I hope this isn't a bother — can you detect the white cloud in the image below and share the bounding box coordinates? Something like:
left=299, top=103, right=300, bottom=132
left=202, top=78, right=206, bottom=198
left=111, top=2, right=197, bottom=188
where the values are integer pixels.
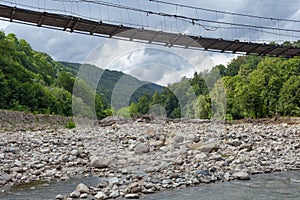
left=1, top=0, right=299, bottom=86
left=0, top=20, right=9, bottom=30
left=209, top=53, right=237, bottom=66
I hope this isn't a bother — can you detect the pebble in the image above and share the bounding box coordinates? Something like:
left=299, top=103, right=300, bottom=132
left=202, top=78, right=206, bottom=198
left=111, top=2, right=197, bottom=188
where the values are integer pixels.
left=95, top=191, right=108, bottom=199
left=125, top=193, right=140, bottom=198
left=55, top=194, right=63, bottom=199
left=233, top=172, right=251, bottom=180
left=70, top=190, right=80, bottom=198
left=91, top=158, right=110, bottom=168
left=0, top=120, right=298, bottom=200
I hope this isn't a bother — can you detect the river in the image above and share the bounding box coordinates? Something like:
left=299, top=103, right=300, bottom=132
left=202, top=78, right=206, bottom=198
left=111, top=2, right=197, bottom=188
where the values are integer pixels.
left=0, top=171, right=299, bottom=200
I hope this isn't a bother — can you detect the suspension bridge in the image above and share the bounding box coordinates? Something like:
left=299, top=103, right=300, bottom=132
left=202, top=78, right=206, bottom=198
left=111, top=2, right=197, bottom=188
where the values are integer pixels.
left=0, top=2, right=299, bottom=57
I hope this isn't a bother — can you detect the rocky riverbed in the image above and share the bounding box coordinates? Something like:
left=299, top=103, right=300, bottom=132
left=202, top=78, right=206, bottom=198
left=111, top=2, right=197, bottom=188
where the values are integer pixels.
left=0, top=119, right=299, bottom=199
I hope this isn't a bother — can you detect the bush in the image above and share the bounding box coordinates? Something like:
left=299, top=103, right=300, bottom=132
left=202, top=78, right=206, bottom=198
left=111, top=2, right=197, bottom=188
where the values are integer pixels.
left=226, top=114, right=233, bottom=121
left=65, top=119, right=76, bottom=129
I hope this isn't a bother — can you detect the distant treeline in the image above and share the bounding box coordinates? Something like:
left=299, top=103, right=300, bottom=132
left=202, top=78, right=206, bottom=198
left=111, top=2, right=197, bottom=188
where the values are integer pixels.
left=122, top=41, right=300, bottom=119
left=0, top=31, right=299, bottom=120
left=0, top=31, right=162, bottom=119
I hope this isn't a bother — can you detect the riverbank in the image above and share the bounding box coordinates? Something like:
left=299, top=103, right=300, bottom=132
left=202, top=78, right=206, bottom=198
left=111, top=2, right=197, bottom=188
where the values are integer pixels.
left=1, top=171, right=299, bottom=200
left=0, top=114, right=299, bottom=199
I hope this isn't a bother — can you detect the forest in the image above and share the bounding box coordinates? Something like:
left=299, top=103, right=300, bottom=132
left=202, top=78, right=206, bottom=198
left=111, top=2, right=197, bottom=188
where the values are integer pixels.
left=126, top=41, right=300, bottom=119
left=0, top=31, right=299, bottom=120
left=0, top=31, right=159, bottom=119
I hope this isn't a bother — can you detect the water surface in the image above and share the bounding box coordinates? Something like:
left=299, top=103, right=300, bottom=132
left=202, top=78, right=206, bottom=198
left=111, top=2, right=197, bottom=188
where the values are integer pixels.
left=0, top=171, right=299, bottom=200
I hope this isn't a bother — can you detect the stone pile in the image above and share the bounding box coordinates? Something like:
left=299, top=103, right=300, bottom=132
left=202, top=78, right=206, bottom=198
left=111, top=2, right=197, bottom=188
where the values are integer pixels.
left=0, top=120, right=299, bottom=199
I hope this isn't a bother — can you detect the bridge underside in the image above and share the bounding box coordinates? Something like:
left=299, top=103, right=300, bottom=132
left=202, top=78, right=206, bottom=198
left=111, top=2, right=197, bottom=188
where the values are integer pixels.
left=0, top=4, right=299, bottom=58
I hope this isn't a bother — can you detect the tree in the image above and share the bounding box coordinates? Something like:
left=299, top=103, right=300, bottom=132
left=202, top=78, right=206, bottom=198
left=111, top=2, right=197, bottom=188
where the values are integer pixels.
left=136, top=95, right=151, bottom=115
left=225, top=56, right=246, bottom=76
left=278, top=75, right=300, bottom=116
left=194, top=95, right=211, bottom=119
left=210, top=79, right=227, bottom=120
left=129, top=102, right=138, bottom=117
left=56, top=71, right=75, bottom=93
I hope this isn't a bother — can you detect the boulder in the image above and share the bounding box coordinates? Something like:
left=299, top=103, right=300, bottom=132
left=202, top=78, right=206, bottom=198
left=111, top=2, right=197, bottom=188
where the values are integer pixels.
left=134, top=143, right=149, bottom=154
left=233, top=171, right=250, bottom=180
left=190, top=142, right=220, bottom=153
left=91, top=158, right=110, bottom=168
left=76, top=183, right=89, bottom=194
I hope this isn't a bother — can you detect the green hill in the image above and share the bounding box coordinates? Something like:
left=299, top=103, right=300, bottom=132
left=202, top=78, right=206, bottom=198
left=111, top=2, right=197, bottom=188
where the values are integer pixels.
left=59, top=62, right=163, bottom=110
left=0, top=31, right=163, bottom=119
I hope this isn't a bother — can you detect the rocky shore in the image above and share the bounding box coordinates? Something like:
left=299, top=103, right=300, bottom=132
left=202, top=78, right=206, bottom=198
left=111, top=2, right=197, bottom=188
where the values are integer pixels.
left=0, top=117, right=299, bottom=199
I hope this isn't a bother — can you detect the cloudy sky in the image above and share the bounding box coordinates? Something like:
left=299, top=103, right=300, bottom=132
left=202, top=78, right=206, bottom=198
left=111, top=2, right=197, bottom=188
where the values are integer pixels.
left=0, top=0, right=299, bottom=85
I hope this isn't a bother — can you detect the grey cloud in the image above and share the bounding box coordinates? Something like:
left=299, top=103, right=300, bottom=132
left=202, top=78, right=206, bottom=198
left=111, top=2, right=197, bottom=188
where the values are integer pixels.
left=5, top=23, right=102, bottom=62
left=2, top=0, right=298, bottom=86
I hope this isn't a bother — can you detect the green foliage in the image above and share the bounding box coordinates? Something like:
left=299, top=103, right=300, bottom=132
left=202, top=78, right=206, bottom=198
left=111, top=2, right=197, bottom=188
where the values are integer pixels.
left=65, top=119, right=76, bottom=129
left=278, top=75, right=300, bottom=116
left=60, top=62, right=163, bottom=110
left=130, top=50, right=300, bottom=119
left=226, top=114, right=233, bottom=121
left=116, top=107, right=131, bottom=118
left=0, top=31, right=108, bottom=119
left=194, top=95, right=211, bottom=119
left=129, top=102, right=139, bottom=117
left=1, top=30, right=299, bottom=120
left=222, top=54, right=300, bottom=118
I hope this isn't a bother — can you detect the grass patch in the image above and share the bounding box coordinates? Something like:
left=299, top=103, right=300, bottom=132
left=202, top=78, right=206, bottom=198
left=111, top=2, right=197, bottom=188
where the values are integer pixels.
left=65, top=119, right=76, bottom=129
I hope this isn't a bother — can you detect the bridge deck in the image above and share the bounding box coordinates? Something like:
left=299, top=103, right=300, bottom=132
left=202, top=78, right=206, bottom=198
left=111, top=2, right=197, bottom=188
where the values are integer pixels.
left=0, top=4, right=299, bottom=58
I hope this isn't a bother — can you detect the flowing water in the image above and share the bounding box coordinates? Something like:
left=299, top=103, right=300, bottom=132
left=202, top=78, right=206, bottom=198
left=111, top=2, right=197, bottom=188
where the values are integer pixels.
left=0, top=171, right=299, bottom=200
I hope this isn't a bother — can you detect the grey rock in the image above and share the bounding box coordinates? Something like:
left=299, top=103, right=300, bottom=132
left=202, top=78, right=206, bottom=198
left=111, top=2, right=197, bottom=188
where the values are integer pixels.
left=70, top=149, right=80, bottom=156
left=224, top=172, right=230, bottom=180
left=76, top=183, right=89, bottom=194
left=55, top=194, right=63, bottom=199
left=134, top=143, right=149, bottom=154
left=228, top=139, right=242, bottom=147
left=210, top=154, right=223, bottom=161
left=91, top=159, right=110, bottom=168
left=200, top=142, right=220, bottom=153
left=190, top=141, right=220, bottom=153
left=109, top=177, right=119, bottom=187
left=193, top=136, right=201, bottom=143
left=239, top=143, right=252, bottom=151
left=80, top=193, right=88, bottom=198
left=40, top=148, right=50, bottom=153
left=173, top=135, right=184, bottom=144
left=0, top=174, right=12, bottom=181
left=14, top=159, right=23, bottom=167
left=109, top=190, right=119, bottom=198
left=95, top=191, right=107, bottom=199
left=233, top=171, right=250, bottom=180
left=70, top=190, right=80, bottom=198
left=125, top=193, right=140, bottom=199
left=128, top=144, right=136, bottom=151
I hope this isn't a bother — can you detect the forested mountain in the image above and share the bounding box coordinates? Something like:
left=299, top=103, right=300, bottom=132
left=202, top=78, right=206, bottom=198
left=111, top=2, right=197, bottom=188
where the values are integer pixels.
left=59, top=62, right=163, bottom=110
left=0, top=31, right=162, bottom=119
left=127, top=41, right=300, bottom=119
left=1, top=30, right=299, bottom=120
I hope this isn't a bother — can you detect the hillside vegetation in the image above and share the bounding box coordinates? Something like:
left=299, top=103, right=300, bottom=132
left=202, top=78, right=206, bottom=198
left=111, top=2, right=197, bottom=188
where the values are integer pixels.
left=127, top=41, right=300, bottom=119
left=0, top=31, right=299, bottom=120
left=0, top=31, right=161, bottom=119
